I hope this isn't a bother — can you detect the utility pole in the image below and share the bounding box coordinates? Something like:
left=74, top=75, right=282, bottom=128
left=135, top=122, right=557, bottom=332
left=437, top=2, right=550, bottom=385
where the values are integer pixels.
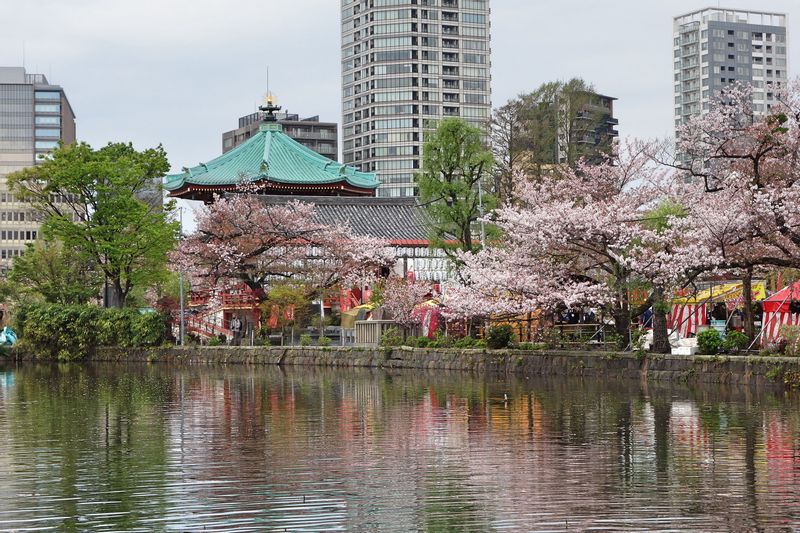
left=477, top=178, right=486, bottom=248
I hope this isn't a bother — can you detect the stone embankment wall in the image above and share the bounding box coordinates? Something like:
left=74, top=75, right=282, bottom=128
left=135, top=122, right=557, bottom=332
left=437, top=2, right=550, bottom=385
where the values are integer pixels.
left=56, top=346, right=800, bottom=388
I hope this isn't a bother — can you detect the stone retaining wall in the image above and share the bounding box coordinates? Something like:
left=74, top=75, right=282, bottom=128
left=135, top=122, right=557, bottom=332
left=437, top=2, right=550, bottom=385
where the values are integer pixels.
left=50, top=346, right=800, bottom=388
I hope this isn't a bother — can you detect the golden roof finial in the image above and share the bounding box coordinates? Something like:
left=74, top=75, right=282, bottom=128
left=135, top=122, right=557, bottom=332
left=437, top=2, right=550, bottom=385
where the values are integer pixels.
left=259, top=92, right=282, bottom=123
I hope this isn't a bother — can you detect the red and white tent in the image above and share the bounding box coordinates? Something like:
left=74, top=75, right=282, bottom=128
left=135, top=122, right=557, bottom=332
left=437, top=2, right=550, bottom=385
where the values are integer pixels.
left=668, top=303, right=707, bottom=338
left=761, top=281, right=800, bottom=344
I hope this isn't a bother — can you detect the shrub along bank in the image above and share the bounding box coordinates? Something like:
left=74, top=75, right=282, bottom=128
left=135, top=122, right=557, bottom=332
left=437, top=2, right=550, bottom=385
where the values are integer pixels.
left=14, top=303, right=167, bottom=361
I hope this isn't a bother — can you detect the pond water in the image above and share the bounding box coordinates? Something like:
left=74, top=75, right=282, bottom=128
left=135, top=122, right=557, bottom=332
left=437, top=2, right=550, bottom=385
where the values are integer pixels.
left=0, top=363, right=798, bottom=532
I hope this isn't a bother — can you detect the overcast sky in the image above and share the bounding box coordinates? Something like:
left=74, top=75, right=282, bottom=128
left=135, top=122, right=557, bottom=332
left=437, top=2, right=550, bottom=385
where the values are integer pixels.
left=2, top=0, right=798, bottom=175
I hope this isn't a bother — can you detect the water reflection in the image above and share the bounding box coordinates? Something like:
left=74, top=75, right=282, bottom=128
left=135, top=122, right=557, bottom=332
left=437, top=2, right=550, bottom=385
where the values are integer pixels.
left=0, top=362, right=798, bottom=531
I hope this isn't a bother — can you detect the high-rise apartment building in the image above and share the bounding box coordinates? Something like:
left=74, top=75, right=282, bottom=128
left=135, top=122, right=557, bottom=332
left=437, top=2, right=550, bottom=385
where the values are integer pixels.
left=341, top=0, right=492, bottom=197
left=0, top=67, right=76, bottom=270
left=673, top=8, right=788, bottom=131
left=223, top=111, right=338, bottom=161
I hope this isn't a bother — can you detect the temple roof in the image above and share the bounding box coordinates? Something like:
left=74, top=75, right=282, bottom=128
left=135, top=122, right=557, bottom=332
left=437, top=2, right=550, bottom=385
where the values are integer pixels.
left=164, top=123, right=378, bottom=199
left=248, top=195, right=434, bottom=245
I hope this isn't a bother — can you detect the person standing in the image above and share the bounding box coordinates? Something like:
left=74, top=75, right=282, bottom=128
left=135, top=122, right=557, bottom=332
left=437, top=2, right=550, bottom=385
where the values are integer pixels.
left=230, top=315, right=242, bottom=346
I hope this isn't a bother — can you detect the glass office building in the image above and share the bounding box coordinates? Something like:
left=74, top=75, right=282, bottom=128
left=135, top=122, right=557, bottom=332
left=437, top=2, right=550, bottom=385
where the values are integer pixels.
left=0, top=67, right=76, bottom=270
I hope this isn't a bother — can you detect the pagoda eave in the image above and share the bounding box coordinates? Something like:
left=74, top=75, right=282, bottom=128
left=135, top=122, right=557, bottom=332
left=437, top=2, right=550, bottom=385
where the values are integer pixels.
left=168, top=180, right=377, bottom=203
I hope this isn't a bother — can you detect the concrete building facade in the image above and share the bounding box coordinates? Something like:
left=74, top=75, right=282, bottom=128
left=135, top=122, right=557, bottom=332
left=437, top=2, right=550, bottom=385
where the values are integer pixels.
left=223, top=111, right=338, bottom=161
left=0, top=67, right=76, bottom=270
left=673, top=8, right=788, bottom=131
left=341, top=0, right=492, bottom=197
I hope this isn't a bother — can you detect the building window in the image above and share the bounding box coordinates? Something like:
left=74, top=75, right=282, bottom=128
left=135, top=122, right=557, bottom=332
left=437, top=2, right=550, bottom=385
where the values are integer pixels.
left=34, top=91, right=60, bottom=100
left=34, top=103, right=60, bottom=113
left=35, top=140, right=59, bottom=150
left=35, top=128, right=60, bottom=138
left=35, top=116, right=60, bottom=125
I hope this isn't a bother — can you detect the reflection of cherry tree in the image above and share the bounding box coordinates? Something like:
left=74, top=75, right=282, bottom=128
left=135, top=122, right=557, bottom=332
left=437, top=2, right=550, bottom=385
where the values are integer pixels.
left=172, top=194, right=394, bottom=300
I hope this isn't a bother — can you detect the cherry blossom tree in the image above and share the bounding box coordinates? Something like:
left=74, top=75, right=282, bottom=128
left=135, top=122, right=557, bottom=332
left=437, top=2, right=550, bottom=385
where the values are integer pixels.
left=671, top=81, right=800, bottom=338
left=173, top=193, right=394, bottom=304
left=379, top=276, right=433, bottom=329
left=444, top=144, right=706, bottom=349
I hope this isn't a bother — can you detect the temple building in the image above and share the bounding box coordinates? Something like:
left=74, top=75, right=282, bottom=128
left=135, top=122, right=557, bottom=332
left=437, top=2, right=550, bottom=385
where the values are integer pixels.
left=166, top=98, right=447, bottom=341
left=165, top=97, right=378, bottom=202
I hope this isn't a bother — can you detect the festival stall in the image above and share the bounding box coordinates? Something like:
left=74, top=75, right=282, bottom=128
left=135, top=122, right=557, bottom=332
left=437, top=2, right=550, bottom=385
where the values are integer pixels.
left=410, top=300, right=442, bottom=339
left=668, top=282, right=766, bottom=338
left=761, top=281, right=800, bottom=344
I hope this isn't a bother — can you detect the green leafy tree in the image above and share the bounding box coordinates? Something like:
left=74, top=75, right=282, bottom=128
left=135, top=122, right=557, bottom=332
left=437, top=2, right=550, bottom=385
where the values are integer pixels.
left=260, top=281, right=313, bottom=334
left=9, top=238, right=102, bottom=305
left=7, top=142, right=178, bottom=307
left=417, top=118, right=495, bottom=262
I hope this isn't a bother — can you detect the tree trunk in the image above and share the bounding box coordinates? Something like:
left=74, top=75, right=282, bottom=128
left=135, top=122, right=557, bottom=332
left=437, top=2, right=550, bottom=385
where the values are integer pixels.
left=106, top=279, right=126, bottom=309
left=613, top=300, right=631, bottom=350
left=651, top=287, right=671, bottom=354
left=742, top=267, right=754, bottom=341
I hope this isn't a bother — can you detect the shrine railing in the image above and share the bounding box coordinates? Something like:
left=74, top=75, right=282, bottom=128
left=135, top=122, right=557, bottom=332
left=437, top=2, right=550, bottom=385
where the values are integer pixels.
left=355, top=320, right=399, bottom=347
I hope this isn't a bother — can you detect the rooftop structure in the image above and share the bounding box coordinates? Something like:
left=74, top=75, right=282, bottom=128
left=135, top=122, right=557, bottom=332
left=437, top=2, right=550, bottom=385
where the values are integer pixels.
left=165, top=99, right=378, bottom=202
left=254, top=195, right=432, bottom=246
left=252, top=194, right=447, bottom=281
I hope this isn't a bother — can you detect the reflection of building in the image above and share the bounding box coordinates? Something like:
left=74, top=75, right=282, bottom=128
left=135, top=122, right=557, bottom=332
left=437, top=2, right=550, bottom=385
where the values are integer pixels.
left=340, top=0, right=492, bottom=198
left=223, top=111, right=338, bottom=161
left=673, top=8, right=788, bottom=132
left=0, top=67, right=76, bottom=270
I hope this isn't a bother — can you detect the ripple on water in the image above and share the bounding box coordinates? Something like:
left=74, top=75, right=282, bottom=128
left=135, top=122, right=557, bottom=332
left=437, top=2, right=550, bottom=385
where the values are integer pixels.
left=0, top=364, right=798, bottom=531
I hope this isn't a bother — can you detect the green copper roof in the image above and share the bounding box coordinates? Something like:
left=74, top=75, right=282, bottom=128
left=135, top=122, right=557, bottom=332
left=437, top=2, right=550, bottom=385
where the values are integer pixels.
left=164, top=123, right=378, bottom=193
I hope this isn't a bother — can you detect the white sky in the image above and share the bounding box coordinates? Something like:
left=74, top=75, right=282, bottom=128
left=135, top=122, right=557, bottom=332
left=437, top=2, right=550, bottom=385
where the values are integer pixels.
left=2, top=0, right=798, bottom=176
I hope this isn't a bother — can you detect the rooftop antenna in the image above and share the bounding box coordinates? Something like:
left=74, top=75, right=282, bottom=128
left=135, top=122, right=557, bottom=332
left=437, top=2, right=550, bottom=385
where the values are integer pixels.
left=22, top=41, right=25, bottom=70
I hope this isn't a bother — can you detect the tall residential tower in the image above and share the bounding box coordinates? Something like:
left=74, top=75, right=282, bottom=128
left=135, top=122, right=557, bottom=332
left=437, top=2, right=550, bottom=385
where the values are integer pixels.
left=0, top=67, right=76, bottom=270
left=673, top=8, right=788, bottom=131
left=341, top=0, right=492, bottom=197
